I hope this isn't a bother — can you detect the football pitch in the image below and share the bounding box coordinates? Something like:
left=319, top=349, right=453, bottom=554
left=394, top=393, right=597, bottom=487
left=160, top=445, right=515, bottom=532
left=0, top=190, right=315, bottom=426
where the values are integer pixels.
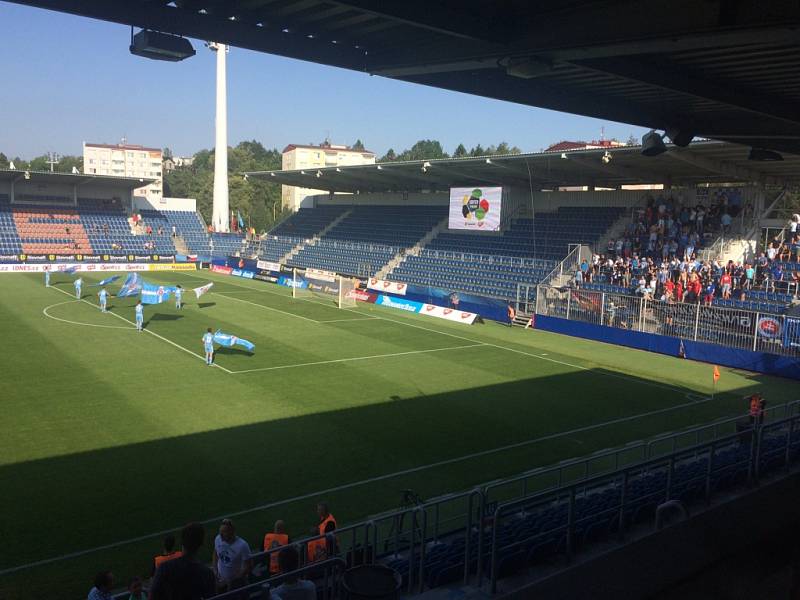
left=0, top=269, right=797, bottom=599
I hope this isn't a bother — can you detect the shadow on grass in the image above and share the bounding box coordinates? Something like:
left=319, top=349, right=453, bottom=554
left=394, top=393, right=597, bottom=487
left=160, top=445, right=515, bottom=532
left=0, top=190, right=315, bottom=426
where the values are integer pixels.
left=197, top=302, right=216, bottom=308
left=148, top=314, right=185, bottom=322
left=0, top=362, right=788, bottom=600
left=214, top=347, right=254, bottom=357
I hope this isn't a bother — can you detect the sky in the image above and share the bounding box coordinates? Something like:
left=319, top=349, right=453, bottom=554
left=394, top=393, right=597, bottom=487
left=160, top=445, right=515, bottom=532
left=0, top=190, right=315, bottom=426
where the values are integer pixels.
left=0, top=1, right=648, bottom=160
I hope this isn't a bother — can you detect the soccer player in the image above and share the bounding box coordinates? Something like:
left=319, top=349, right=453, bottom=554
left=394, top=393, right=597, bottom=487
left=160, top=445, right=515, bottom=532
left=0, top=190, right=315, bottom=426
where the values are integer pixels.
left=135, top=301, right=144, bottom=332
left=44, top=267, right=50, bottom=287
left=175, top=285, right=183, bottom=310
left=98, top=288, right=108, bottom=313
left=74, top=277, right=83, bottom=299
left=202, top=328, right=214, bottom=366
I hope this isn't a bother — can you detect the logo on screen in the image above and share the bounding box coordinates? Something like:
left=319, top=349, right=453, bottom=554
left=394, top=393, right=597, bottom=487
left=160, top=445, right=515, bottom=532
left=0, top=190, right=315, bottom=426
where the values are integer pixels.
left=461, top=188, right=491, bottom=224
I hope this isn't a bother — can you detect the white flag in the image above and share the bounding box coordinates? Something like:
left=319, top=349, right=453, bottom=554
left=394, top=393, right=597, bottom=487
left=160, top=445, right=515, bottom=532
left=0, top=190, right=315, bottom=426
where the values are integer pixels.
left=193, top=282, right=214, bottom=299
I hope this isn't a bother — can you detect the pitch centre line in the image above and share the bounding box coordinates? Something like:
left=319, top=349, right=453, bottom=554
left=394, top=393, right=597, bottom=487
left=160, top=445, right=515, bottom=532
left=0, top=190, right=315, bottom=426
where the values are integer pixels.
left=0, top=392, right=722, bottom=576
left=229, top=343, right=487, bottom=374
left=48, top=285, right=233, bottom=374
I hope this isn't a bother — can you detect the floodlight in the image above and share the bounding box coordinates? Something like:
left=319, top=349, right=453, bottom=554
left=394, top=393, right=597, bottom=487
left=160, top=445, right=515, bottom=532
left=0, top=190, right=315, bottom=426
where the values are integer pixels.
left=560, top=153, right=568, bottom=159
left=602, top=151, right=612, bottom=164
left=130, top=29, right=196, bottom=62
left=748, top=148, right=783, bottom=161
left=24, top=171, right=31, bottom=180
left=666, top=128, right=694, bottom=147
left=641, top=131, right=667, bottom=157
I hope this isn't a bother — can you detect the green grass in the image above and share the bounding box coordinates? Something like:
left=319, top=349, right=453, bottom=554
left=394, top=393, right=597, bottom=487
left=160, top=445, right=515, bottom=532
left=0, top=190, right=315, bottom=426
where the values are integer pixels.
left=0, top=268, right=796, bottom=599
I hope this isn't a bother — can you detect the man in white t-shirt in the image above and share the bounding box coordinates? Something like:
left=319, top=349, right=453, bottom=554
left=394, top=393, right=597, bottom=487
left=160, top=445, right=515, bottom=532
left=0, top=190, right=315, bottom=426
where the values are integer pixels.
left=212, top=518, right=251, bottom=592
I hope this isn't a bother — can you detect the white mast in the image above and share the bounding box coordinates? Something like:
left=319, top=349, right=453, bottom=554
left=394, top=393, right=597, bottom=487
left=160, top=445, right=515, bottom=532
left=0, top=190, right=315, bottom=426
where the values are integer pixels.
left=208, top=42, right=229, bottom=232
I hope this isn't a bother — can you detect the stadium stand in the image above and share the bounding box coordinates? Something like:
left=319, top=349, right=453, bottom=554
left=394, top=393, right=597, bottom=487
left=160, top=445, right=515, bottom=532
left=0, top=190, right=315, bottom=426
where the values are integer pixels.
left=0, top=195, right=26, bottom=254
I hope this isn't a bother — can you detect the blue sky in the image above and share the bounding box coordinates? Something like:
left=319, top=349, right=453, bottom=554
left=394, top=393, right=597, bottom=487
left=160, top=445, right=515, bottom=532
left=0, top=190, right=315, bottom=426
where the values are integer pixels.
left=0, top=1, right=647, bottom=159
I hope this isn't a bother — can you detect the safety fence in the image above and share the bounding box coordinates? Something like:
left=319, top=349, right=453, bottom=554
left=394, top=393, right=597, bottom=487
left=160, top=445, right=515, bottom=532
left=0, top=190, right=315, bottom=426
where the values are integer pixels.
left=120, top=403, right=799, bottom=599
left=535, top=285, right=800, bottom=359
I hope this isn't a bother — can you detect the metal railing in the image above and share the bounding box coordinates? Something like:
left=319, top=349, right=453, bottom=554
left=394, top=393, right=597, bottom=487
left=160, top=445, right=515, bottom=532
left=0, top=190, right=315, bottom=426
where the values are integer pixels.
left=486, top=409, right=800, bottom=592
left=535, top=284, right=800, bottom=359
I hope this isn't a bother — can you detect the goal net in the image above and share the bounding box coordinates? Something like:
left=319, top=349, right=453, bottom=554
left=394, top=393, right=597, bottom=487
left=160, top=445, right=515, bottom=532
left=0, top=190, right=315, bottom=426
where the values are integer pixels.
left=292, top=267, right=358, bottom=309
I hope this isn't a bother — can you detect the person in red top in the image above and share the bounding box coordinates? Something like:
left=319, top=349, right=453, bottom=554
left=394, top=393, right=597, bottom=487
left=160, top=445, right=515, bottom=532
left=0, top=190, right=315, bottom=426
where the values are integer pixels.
left=720, top=271, right=733, bottom=299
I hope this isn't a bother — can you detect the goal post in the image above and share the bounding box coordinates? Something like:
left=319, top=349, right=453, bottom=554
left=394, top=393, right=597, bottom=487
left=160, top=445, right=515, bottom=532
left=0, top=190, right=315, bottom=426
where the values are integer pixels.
left=338, top=276, right=357, bottom=309
left=291, top=266, right=358, bottom=309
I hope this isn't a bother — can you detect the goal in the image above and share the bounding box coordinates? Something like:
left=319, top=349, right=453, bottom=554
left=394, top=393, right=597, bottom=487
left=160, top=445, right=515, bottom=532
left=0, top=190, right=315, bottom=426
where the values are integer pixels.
left=292, top=267, right=358, bottom=309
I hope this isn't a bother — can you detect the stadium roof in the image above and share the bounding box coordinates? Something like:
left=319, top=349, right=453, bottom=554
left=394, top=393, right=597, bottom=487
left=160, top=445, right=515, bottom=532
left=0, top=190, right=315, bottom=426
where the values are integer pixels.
left=0, top=169, right=154, bottom=190
left=9, top=1, right=800, bottom=154
left=246, top=141, right=800, bottom=193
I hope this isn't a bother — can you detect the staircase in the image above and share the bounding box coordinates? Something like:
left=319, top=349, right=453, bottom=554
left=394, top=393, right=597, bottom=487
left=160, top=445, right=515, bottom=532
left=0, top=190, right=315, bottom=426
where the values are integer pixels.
left=512, top=312, right=534, bottom=328
left=279, top=208, right=352, bottom=264
left=377, top=217, right=448, bottom=279
left=595, top=206, right=640, bottom=255
left=173, top=235, right=189, bottom=255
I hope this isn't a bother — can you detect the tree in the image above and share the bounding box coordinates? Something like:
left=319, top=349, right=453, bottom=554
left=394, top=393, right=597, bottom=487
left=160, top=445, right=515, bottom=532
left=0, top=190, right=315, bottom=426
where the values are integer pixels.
left=453, top=143, right=467, bottom=158
left=469, top=144, right=485, bottom=157
left=0, top=153, right=7, bottom=169
left=352, top=139, right=365, bottom=151
left=162, top=147, right=173, bottom=160
left=627, top=134, right=638, bottom=146
left=395, top=140, right=448, bottom=161
left=379, top=148, right=396, bottom=162
left=58, top=155, right=83, bottom=173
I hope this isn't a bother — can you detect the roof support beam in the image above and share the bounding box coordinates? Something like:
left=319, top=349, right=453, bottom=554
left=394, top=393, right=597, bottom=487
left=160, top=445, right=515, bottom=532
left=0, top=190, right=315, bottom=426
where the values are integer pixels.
left=665, top=148, right=786, bottom=187
left=572, top=56, right=800, bottom=126
left=564, top=155, right=667, bottom=186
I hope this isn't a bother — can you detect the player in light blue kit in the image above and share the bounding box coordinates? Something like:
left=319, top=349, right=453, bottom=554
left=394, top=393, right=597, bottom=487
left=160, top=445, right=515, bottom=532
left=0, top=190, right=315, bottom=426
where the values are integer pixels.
left=98, top=288, right=108, bottom=312
left=74, top=277, right=83, bottom=299
left=135, top=301, right=144, bottom=331
left=202, top=327, right=215, bottom=366
left=44, top=267, right=51, bottom=287
left=175, top=285, right=183, bottom=310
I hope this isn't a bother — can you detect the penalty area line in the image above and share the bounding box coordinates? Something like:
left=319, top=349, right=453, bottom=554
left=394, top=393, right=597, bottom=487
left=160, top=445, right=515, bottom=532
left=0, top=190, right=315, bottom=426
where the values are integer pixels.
left=48, top=286, right=233, bottom=374
left=0, top=392, right=718, bottom=576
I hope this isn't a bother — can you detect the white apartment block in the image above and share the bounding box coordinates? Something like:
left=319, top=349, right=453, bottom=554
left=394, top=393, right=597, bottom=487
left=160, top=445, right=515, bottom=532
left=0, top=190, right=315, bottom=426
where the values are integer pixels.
left=83, top=142, right=163, bottom=201
left=281, top=142, right=375, bottom=211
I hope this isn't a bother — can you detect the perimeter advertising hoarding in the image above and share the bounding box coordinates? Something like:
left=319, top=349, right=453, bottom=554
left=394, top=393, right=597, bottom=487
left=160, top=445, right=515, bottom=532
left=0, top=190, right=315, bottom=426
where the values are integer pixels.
left=448, top=186, right=502, bottom=231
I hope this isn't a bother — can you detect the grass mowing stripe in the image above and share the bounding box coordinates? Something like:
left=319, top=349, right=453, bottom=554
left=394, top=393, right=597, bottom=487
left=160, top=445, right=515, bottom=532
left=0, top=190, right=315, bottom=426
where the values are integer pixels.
left=48, top=285, right=234, bottom=374
left=180, top=271, right=705, bottom=397
left=214, top=291, right=321, bottom=323
left=229, top=343, right=487, bottom=374
left=0, top=391, right=716, bottom=576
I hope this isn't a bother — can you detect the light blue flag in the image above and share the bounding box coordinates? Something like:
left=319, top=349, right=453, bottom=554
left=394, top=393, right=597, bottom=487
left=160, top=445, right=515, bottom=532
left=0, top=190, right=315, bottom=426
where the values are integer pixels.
left=141, top=282, right=176, bottom=305
left=213, top=330, right=255, bottom=352
left=60, top=266, right=78, bottom=275
left=91, top=275, right=121, bottom=287
left=117, top=273, right=143, bottom=297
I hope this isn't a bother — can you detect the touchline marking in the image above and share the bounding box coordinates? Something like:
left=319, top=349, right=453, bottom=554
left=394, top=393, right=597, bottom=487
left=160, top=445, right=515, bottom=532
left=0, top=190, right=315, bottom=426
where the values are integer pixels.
left=0, top=393, right=717, bottom=576
left=230, top=343, right=486, bottom=374
left=316, top=316, right=380, bottom=323
left=48, top=286, right=233, bottom=374
left=42, top=300, right=133, bottom=330
left=214, top=291, right=320, bottom=323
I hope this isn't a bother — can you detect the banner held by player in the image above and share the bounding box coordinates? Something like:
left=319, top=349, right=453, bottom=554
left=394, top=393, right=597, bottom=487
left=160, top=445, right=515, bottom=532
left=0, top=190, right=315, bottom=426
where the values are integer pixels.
left=213, top=330, right=255, bottom=352
left=193, top=282, right=214, bottom=299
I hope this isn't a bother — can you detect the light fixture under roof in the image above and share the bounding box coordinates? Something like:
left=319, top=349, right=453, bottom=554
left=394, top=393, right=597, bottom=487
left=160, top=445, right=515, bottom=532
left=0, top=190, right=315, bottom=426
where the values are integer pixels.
left=748, top=147, right=783, bottom=161
left=641, top=130, right=667, bottom=157
left=130, top=29, right=196, bottom=62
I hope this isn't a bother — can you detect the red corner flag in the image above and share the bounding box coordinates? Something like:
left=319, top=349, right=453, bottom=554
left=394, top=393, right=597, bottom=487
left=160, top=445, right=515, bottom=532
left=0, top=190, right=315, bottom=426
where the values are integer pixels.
left=713, top=365, right=721, bottom=383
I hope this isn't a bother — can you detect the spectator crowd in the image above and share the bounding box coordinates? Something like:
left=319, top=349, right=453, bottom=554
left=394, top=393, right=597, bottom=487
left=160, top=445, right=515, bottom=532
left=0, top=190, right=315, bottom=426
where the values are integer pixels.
left=87, top=503, right=338, bottom=600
